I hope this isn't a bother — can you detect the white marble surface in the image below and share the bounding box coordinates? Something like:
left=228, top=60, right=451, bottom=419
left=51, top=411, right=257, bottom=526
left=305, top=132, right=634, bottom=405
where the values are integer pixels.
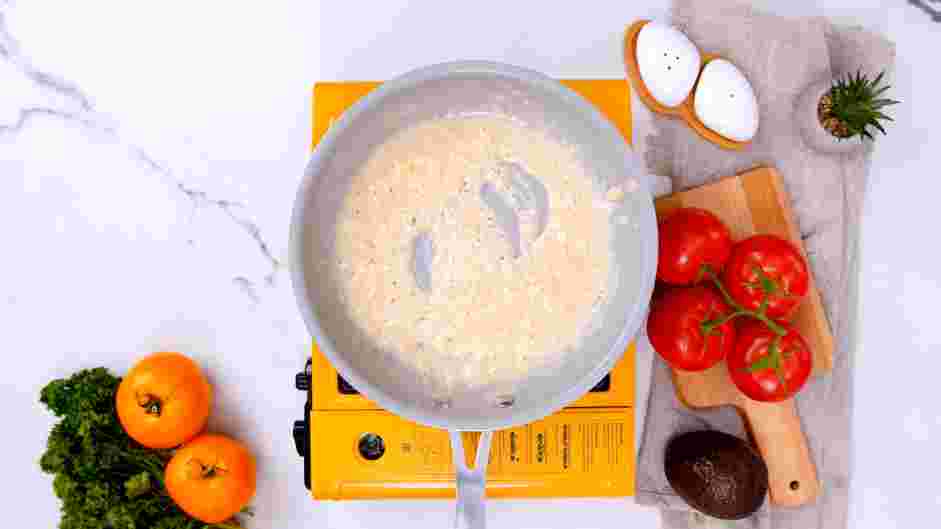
left=2, top=1, right=939, bottom=528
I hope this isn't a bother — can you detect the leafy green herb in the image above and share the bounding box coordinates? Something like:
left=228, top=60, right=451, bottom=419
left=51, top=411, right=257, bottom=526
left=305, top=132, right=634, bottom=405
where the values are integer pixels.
left=125, top=472, right=153, bottom=499
left=39, top=368, right=245, bottom=529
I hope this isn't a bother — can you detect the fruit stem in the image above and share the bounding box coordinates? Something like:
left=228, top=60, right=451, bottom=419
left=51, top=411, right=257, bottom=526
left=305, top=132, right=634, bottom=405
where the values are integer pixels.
left=200, top=462, right=227, bottom=479
left=701, top=265, right=739, bottom=308
left=136, top=393, right=163, bottom=416
left=746, top=335, right=789, bottom=390
left=700, top=311, right=747, bottom=336
left=752, top=311, right=787, bottom=337
left=701, top=265, right=787, bottom=337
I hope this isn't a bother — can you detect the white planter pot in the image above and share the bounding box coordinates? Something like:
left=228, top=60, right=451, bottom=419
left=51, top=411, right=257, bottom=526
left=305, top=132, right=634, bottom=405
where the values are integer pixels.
left=795, top=80, right=867, bottom=155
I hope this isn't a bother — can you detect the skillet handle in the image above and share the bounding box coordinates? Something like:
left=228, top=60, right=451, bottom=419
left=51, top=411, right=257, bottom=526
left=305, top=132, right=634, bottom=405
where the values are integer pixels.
left=450, top=431, right=493, bottom=529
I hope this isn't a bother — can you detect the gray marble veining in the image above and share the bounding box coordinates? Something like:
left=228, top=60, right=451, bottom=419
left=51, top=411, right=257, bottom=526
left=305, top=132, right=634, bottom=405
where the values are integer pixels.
left=0, top=5, right=279, bottom=300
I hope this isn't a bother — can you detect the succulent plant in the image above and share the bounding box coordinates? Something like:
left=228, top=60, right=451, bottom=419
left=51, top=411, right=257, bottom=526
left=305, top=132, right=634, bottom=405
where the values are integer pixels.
left=818, top=70, right=899, bottom=140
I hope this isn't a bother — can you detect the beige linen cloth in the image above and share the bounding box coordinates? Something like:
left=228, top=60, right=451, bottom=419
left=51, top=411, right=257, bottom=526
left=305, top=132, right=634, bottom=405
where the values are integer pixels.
left=633, top=1, right=895, bottom=528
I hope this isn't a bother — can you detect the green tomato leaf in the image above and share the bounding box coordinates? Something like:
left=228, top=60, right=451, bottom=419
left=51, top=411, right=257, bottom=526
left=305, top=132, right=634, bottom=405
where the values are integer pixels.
left=773, top=362, right=788, bottom=389
left=745, top=353, right=776, bottom=373
left=748, top=264, right=780, bottom=295
left=746, top=335, right=787, bottom=389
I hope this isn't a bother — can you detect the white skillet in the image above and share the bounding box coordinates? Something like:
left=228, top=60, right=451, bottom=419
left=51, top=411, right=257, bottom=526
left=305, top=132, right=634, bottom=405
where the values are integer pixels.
left=290, top=61, right=657, bottom=529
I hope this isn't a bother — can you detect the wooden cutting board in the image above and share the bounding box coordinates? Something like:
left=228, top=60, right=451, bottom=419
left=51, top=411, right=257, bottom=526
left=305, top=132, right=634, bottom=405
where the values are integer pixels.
left=654, top=167, right=834, bottom=507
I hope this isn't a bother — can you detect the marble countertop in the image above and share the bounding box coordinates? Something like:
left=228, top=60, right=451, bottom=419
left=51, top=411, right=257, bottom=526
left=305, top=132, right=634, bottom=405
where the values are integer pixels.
left=3, top=1, right=939, bottom=528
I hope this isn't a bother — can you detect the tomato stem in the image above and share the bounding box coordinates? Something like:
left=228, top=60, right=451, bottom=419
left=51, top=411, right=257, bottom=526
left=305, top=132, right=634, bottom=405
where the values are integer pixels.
left=746, top=335, right=789, bottom=391
left=701, top=265, right=740, bottom=309
left=700, top=311, right=747, bottom=336
left=701, top=265, right=787, bottom=337
left=198, top=462, right=227, bottom=479
left=136, top=393, right=163, bottom=417
left=752, top=311, right=787, bottom=337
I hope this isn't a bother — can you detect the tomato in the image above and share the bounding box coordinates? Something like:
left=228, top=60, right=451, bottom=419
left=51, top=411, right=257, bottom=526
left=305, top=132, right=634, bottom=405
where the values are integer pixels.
left=657, top=207, right=733, bottom=285
left=166, top=434, right=256, bottom=524
left=721, top=234, right=809, bottom=319
left=727, top=321, right=812, bottom=402
left=116, top=352, right=212, bottom=449
left=647, top=286, right=736, bottom=371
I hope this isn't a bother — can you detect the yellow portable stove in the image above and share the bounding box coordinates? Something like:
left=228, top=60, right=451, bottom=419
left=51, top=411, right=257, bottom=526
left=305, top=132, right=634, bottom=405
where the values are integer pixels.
left=291, top=80, right=637, bottom=500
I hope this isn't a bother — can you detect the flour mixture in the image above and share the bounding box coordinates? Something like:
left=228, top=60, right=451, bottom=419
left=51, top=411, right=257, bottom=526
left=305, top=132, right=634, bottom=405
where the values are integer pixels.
left=330, top=115, right=616, bottom=393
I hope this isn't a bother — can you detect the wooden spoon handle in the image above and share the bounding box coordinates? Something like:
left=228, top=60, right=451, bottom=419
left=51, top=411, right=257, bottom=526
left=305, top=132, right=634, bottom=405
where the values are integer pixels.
left=740, top=398, right=819, bottom=507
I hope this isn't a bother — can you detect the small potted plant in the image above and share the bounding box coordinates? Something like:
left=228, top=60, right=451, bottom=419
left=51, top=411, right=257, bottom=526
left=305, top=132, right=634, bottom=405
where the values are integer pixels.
left=796, top=70, right=899, bottom=154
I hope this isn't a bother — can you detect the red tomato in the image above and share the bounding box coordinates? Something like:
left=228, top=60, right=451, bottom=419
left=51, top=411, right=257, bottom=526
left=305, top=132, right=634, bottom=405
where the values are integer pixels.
left=657, top=208, right=733, bottom=285
left=647, top=286, right=736, bottom=371
left=727, top=321, right=812, bottom=402
left=721, top=235, right=809, bottom=319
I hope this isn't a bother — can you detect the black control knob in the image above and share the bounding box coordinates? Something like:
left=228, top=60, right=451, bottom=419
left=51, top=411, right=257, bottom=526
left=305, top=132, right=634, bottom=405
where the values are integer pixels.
left=292, top=420, right=307, bottom=457
left=295, top=358, right=312, bottom=391
left=295, top=371, right=311, bottom=391
left=293, top=359, right=313, bottom=490
left=358, top=433, right=386, bottom=461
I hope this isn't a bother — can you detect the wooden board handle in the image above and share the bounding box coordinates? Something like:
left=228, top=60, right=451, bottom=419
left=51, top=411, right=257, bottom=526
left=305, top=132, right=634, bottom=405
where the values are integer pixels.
left=741, top=398, right=819, bottom=507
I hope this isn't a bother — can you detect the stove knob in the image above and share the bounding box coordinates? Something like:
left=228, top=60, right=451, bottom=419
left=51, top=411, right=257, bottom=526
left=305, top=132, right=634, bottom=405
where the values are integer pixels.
left=358, top=433, right=385, bottom=461
left=295, top=371, right=311, bottom=391
left=293, top=420, right=307, bottom=457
